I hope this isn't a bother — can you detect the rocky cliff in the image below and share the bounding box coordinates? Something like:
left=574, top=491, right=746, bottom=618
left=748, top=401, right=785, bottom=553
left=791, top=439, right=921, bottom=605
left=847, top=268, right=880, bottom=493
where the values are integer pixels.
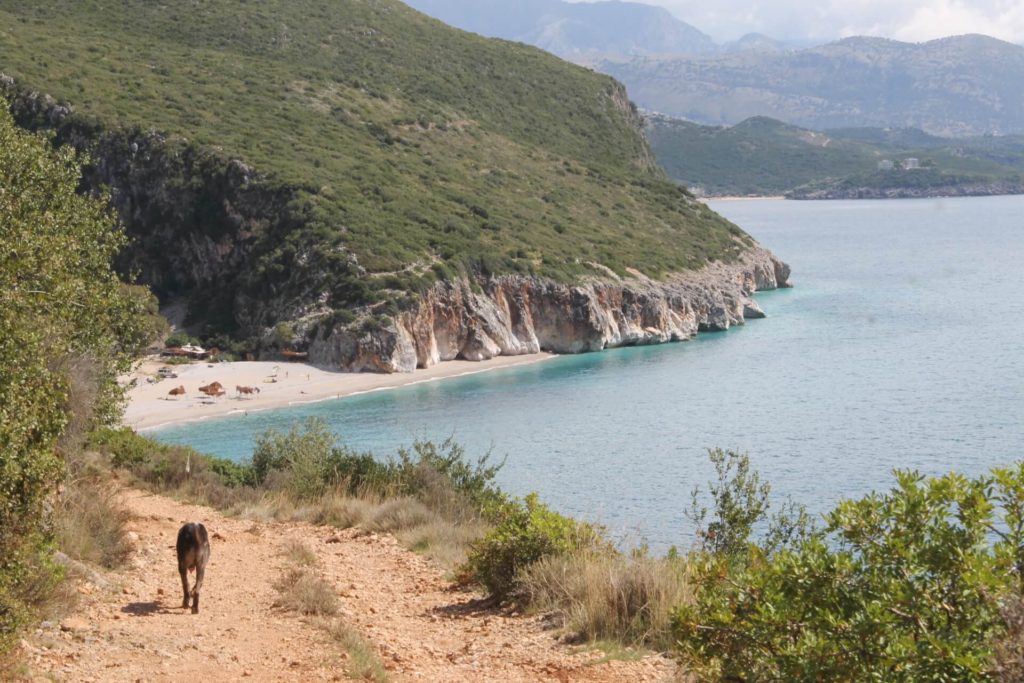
left=309, top=248, right=790, bottom=372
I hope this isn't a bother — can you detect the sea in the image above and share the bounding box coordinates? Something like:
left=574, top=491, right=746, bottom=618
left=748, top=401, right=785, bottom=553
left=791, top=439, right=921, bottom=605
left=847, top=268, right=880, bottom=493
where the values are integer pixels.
left=152, top=196, right=1024, bottom=551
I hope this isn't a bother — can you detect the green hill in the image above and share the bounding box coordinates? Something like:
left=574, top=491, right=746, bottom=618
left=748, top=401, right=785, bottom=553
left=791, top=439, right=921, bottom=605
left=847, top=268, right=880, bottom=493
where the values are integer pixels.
left=646, top=114, right=1024, bottom=197
left=0, top=0, right=747, bottom=347
left=646, top=116, right=875, bottom=195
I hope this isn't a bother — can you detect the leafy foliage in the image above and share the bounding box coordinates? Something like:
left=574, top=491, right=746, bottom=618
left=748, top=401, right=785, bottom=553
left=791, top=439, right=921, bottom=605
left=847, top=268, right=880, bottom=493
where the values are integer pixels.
left=464, top=493, right=609, bottom=601
left=252, top=418, right=505, bottom=515
left=687, top=448, right=771, bottom=557
left=0, top=108, right=145, bottom=655
left=675, top=464, right=1024, bottom=682
left=251, top=418, right=339, bottom=500
left=91, top=427, right=255, bottom=489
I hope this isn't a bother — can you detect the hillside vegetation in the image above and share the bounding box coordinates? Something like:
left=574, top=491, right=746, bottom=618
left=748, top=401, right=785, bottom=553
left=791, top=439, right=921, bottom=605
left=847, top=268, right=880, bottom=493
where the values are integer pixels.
left=0, top=0, right=747, bottom=345
left=646, top=115, right=1024, bottom=197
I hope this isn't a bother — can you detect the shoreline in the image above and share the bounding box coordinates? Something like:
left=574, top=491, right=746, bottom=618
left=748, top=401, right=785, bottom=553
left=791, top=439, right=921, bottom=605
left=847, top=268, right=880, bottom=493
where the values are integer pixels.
left=122, top=353, right=555, bottom=432
left=701, top=195, right=786, bottom=202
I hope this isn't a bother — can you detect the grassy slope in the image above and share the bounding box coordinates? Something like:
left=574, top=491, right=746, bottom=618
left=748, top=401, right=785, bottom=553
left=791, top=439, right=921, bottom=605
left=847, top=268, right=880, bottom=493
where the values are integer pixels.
left=0, top=0, right=746, bottom=290
left=647, top=115, right=1024, bottom=196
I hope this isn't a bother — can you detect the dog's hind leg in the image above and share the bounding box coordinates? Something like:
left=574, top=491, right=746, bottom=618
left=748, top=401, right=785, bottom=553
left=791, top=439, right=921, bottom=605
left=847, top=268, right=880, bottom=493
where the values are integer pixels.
left=191, top=563, right=205, bottom=614
left=179, top=562, right=191, bottom=609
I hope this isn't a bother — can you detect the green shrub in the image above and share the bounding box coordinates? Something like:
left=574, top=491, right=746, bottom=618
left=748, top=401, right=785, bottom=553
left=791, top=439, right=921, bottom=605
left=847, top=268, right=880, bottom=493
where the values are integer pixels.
left=164, top=331, right=201, bottom=348
left=674, top=465, right=1024, bottom=681
left=464, top=493, right=608, bottom=601
left=252, top=420, right=503, bottom=514
left=89, top=427, right=148, bottom=467
left=272, top=322, right=296, bottom=349
left=687, top=448, right=814, bottom=560
left=392, top=438, right=505, bottom=514
left=687, top=448, right=770, bottom=557
left=251, top=417, right=335, bottom=492
left=207, top=456, right=257, bottom=488
left=0, top=107, right=145, bottom=656
left=92, top=427, right=256, bottom=490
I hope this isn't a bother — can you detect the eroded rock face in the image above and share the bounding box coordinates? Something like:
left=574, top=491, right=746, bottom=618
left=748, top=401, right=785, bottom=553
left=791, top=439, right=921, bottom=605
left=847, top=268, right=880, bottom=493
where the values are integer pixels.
left=309, top=248, right=791, bottom=373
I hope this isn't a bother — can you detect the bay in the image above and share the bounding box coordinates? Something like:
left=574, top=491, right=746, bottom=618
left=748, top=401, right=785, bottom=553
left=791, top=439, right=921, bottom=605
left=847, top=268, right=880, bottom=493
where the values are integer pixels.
left=153, top=196, right=1024, bottom=550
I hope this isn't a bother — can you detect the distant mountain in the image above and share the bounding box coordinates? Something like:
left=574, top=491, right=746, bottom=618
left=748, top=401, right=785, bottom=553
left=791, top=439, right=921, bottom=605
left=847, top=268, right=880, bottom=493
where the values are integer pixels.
left=403, top=0, right=719, bottom=57
left=721, top=33, right=791, bottom=54
left=646, top=114, right=1024, bottom=196
left=603, top=35, right=1024, bottom=136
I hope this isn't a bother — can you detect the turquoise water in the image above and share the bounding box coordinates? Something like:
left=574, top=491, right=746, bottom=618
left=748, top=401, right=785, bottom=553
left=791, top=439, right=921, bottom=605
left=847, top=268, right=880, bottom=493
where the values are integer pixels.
left=154, top=196, right=1024, bottom=550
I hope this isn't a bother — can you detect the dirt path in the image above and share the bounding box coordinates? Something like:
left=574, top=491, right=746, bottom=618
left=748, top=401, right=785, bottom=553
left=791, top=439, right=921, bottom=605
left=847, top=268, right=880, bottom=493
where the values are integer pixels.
left=23, top=490, right=675, bottom=682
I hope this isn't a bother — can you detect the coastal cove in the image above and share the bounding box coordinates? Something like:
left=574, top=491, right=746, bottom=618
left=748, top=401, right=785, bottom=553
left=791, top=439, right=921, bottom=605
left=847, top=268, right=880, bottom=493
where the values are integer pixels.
left=152, top=196, right=1024, bottom=551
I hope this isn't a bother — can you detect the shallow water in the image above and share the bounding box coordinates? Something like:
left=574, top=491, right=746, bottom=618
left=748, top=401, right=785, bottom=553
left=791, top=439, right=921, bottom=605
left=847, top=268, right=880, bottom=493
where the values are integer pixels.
left=154, top=196, right=1024, bottom=550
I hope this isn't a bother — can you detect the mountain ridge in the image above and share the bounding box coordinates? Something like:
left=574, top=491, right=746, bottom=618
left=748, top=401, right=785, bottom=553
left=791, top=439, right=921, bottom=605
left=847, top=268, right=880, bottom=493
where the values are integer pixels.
left=399, top=0, right=1024, bottom=135
left=403, top=0, right=720, bottom=57
left=603, top=33, right=1024, bottom=135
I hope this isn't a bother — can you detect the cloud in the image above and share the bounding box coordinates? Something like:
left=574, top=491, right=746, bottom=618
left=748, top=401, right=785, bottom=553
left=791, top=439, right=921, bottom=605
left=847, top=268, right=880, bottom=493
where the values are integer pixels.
left=889, top=0, right=1024, bottom=42
left=601, top=0, right=1024, bottom=44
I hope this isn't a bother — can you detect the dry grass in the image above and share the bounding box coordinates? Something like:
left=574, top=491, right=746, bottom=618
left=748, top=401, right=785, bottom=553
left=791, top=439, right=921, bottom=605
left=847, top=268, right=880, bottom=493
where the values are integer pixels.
left=274, top=550, right=388, bottom=681
left=320, top=617, right=390, bottom=682
left=365, top=498, right=435, bottom=533
left=234, top=491, right=482, bottom=571
left=55, top=355, right=101, bottom=455
left=522, top=553, right=691, bottom=650
left=178, top=476, right=258, bottom=510
left=281, top=540, right=319, bottom=567
left=273, top=567, right=339, bottom=617
left=54, top=475, right=133, bottom=570
left=0, top=651, right=34, bottom=682
left=396, top=519, right=489, bottom=569
left=291, top=494, right=375, bottom=529
left=994, top=595, right=1024, bottom=682
left=232, top=492, right=299, bottom=522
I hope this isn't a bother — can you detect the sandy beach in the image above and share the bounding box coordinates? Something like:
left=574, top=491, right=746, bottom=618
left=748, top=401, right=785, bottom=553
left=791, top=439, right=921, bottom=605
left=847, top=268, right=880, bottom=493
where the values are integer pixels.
left=122, top=353, right=554, bottom=431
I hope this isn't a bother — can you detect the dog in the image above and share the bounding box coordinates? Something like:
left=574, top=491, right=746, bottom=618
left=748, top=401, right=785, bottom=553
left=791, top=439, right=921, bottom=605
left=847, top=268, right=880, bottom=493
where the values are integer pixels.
left=175, top=522, right=211, bottom=614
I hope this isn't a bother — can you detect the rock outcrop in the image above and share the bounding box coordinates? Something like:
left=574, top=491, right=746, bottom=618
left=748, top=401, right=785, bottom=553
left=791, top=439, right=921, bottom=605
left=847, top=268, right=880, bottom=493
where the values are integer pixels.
left=309, top=247, right=790, bottom=372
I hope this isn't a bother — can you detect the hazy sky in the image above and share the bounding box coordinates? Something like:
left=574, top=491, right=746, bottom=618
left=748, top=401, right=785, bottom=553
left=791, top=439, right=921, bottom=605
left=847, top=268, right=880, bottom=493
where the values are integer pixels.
left=575, top=0, right=1024, bottom=45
